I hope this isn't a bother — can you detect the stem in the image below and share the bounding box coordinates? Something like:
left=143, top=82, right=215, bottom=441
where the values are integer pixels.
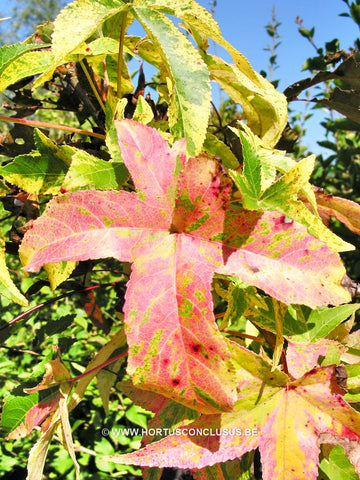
left=0, top=344, right=41, bottom=356
left=117, top=12, right=128, bottom=98
left=70, top=350, right=128, bottom=384
left=0, top=283, right=118, bottom=331
left=211, top=101, right=223, bottom=130
left=281, top=349, right=289, bottom=376
left=0, top=116, right=106, bottom=140
left=222, top=329, right=265, bottom=344
left=79, top=60, right=106, bottom=114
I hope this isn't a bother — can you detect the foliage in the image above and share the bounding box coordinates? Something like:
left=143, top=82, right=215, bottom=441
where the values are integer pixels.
left=1, top=1, right=360, bottom=480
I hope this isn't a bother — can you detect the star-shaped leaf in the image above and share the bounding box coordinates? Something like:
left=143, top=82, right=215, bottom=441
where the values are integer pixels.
left=20, top=120, right=350, bottom=413
left=103, top=343, right=360, bottom=480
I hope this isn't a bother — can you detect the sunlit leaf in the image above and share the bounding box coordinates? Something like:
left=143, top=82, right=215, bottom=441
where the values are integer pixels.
left=0, top=130, right=73, bottom=195
left=0, top=235, right=28, bottom=306
left=20, top=120, right=351, bottom=415
left=133, top=7, right=211, bottom=155
left=229, top=133, right=353, bottom=252
left=0, top=51, right=54, bottom=92
left=102, top=345, right=360, bottom=480
left=62, top=150, right=128, bottom=192
left=33, top=0, right=127, bottom=88
left=27, top=422, right=58, bottom=480
left=136, top=0, right=287, bottom=146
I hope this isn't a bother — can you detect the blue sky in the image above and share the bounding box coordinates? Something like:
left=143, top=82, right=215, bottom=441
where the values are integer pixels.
left=1, top=0, right=359, bottom=154
left=199, top=0, right=360, bottom=154
left=203, top=0, right=359, bottom=90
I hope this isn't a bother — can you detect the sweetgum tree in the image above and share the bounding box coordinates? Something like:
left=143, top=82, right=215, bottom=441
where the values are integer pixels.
left=1, top=1, right=360, bottom=479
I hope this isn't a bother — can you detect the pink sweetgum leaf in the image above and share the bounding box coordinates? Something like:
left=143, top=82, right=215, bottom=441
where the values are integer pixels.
left=118, top=379, right=199, bottom=445
left=300, top=186, right=360, bottom=235
left=286, top=339, right=347, bottom=378
left=20, top=119, right=350, bottom=413
left=102, top=346, right=360, bottom=480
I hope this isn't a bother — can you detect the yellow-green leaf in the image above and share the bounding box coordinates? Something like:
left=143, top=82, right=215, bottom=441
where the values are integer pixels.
left=133, top=7, right=211, bottom=155
left=33, top=0, right=127, bottom=89
left=0, top=130, right=73, bottom=195
left=68, top=328, right=127, bottom=412
left=0, top=235, right=28, bottom=306
left=133, top=94, right=154, bottom=124
left=0, top=51, right=54, bottom=92
left=135, top=0, right=287, bottom=146
left=44, top=262, right=77, bottom=291
left=27, top=423, right=58, bottom=480
left=62, top=149, right=128, bottom=191
left=229, top=133, right=354, bottom=253
left=258, top=155, right=354, bottom=252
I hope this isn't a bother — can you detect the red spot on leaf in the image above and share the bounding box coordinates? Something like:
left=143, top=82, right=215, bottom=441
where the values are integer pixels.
left=172, top=378, right=180, bottom=386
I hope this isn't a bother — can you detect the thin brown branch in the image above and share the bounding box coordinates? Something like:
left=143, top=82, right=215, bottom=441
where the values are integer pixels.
left=0, top=116, right=106, bottom=139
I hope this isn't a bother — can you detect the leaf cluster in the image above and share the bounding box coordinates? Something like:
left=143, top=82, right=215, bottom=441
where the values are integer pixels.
left=1, top=1, right=360, bottom=480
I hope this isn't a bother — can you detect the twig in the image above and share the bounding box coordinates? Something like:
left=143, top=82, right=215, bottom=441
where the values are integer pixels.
left=0, top=283, right=118, bottom=332
left=0, top=116, right=106, bottom=140
left=70, top=350, right=128, bottom=384
left=79, top=60, right=106, bottom=113
left=117, top=12, right=128, bottom=98
left=222, top=329, right=265, bottom=344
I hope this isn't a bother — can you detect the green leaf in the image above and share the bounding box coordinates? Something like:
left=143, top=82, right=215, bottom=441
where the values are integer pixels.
left=105, top=93, right=128, bottom=163
left=0, top=130, right=73, bottom=195
left=228, top=130, right=261, bottom=209
left=125, top=404, right=149, bottom=429
left=203, top=133, right=240, bottom=170
left=218, top=281, right=248, bottom=330
left=350, top=3, right=360, bottom=24
left=132, top=94, right=154, bottom=124
left=289, top=304, right=360, bottom=343
left=230, top=150, right=353, bottom=253
left=62, top=150, right=128, bottom=191
left=133, top=7, right=211, bottom=155
left=298, top=27, right=314, bottom=39
left=0, top=50, right=54, bottom=92
left=320, top=445, right=359, bottom=480
left=239, top=296, right=360, bottom=343
left=239, top=130, right=262, bottom=199
left=1, top=393, right=39, bottom=437
left=0, top=236, right=28, bottom=306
